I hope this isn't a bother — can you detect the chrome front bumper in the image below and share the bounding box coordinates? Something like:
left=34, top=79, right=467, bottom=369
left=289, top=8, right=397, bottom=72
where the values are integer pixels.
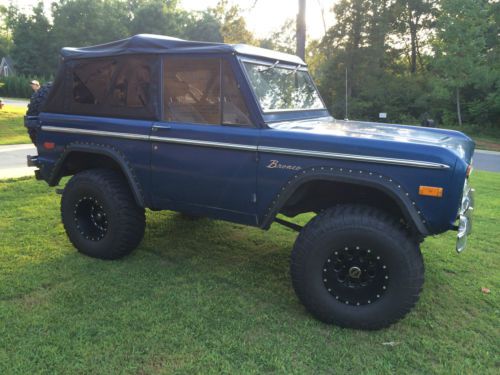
left=456, top=180, right=474, bottom=253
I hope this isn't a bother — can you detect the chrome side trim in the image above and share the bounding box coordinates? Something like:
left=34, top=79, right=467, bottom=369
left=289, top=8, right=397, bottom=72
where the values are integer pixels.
left=42, top=126, right=257, bottom=152
left=42, top=126, right=149, bottom=141
left=41, top=126, right=450, bottom=169
left=258, top=146, right=450, bottom=169
left=149, top=135, right=257, bottom=151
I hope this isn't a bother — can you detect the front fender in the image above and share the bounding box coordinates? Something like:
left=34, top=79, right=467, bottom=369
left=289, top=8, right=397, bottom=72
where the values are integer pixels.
left=260, top=166, right=429, bottom=236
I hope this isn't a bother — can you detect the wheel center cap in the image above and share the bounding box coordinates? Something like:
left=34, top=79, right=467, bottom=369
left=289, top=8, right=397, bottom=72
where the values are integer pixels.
left=348, top=266, right=362, bottom=279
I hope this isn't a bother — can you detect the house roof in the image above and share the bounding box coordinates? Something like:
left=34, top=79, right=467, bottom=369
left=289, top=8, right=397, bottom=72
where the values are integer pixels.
left=60, top=34, right=305, bottom=65
left=0, top=56, right=16, bottom=74
left=0, top=56, right=15, bottom=67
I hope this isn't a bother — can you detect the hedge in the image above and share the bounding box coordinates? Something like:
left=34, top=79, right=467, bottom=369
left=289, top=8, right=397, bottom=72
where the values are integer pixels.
left=0, top=75, right=52, bottom=99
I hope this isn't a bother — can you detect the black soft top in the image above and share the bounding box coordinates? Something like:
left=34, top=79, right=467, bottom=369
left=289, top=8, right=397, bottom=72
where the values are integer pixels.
left=61, top=34, right=305, bottom=65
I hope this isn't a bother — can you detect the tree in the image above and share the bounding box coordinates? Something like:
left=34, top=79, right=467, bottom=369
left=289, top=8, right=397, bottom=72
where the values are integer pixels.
left=259, top=19, right=295, bottom=54
left=481, top=0, right=500, bottom=125
left=213, top=0, right=255, bottom=44
left=393, top=0, right=434, bottom=74
left=314, top=0, right=433, bottom=122
left=9, top=2, right=54, bottom=76
left=184, top=11, right=223, bottom=43
left=320, top=0, right=370, bottom=117
left=432, top=0, right=491, bottom=125
left=51, top=0, right=130, bottom=48
left=0, top=5, right=13, bottom=58
left=129, top=0, right=188, bottom=37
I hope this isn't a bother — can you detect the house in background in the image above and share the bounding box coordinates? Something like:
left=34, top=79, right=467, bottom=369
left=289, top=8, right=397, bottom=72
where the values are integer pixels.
left=0, top=57, right=16, bottom=77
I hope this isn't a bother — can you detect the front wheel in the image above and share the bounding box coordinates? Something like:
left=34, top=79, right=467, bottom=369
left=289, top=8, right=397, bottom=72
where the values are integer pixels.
left=290, top=205, right=424, bottom=330
left=61, top=169, right=145, bottom=260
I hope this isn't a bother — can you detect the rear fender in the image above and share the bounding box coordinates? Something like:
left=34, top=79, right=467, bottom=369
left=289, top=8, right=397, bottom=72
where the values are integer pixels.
left=47, top=142, right=145, bottom=207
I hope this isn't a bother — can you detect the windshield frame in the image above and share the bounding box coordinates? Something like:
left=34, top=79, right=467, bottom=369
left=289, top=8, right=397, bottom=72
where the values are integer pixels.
left=238, top=57, right=328, bottom=116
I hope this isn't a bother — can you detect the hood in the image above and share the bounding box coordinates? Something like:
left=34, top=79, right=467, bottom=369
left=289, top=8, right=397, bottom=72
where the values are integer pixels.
left=268, top=116, right=475, bottom=164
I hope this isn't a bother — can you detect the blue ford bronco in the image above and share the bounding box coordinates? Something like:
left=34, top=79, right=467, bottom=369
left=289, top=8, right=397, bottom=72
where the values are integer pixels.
left=25, top=34, right=475, bottom=330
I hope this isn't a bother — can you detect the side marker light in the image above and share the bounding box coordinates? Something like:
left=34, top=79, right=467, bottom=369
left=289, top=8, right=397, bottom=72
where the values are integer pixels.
left=419, top=186, right=443, bottom=198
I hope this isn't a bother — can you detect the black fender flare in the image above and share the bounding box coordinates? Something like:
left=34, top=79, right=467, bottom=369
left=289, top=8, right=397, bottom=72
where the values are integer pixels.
left=48, top=142, right=145, bottom=207
left=260, top=166, right=429, bottom=236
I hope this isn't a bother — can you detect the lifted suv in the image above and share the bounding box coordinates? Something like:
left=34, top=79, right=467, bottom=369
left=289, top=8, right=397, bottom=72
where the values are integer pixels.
left=25, top=34, right=475, bottom=330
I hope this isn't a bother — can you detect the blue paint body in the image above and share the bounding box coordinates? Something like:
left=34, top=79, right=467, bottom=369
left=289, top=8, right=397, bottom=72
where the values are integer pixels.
left=30, top=37, right=475, bottom=239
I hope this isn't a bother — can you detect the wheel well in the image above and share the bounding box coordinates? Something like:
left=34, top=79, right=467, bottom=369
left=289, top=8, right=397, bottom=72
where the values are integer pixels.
left=60, top=152, right=123, bottom=176
left=55, top=151, right=143, bottom=207
left=279, top=180, right=416, bottom=231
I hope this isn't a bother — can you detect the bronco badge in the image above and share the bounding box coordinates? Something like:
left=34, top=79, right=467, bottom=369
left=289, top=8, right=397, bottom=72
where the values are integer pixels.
left=266, top=160, right=302, bottom=171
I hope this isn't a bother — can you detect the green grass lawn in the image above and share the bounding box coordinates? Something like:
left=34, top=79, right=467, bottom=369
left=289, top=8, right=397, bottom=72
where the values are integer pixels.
left=0, top=106, right=30, bottom=145
left=0, top=172, right=498, bottom=374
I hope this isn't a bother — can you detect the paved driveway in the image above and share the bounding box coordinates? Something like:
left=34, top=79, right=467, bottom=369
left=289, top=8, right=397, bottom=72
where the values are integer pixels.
left=0, top=145, right=498, bottom=180
left=0, top=144, right=36, bottom=179
left=1, top=98, right=29, bottom=108
left=473, top=150, right=500, bottom=173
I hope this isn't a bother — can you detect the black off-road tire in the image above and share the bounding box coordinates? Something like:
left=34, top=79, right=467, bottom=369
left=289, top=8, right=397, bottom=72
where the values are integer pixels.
left=61, top=169, right=146, bottom=260
left=26, top=82, right=52, bottom=116
left=291, top=205, right=424, bottom=330
left=26, top=82, right=52, bottom=144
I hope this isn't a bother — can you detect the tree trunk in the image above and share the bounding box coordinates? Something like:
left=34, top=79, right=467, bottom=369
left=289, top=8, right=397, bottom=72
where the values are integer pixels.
left=456, top=87, right=462, bottom=126
left=409, top=17, right=417, bottom=73
left=296, top=0, right=306, bottom=60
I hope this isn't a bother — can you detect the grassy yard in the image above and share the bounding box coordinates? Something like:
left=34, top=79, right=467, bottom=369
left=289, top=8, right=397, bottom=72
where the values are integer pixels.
left=0, top=172, right=498, bottom=374
left=0, top=106, right=30, bottom=145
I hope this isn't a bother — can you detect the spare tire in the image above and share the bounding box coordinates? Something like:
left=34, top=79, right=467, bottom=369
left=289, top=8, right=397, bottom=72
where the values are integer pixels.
left=26, top=82, right=52, bottom=143
left=27, top=82, right=52, bottom=116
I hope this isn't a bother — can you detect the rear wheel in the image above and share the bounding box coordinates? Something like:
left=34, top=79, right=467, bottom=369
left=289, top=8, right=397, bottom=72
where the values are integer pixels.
left=290, top=205, right=424, bottom=330
left=61, top=169, right=145, bottom=260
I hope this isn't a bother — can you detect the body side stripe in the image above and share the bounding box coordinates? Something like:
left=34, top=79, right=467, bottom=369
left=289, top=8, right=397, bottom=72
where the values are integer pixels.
left=41, top=125, right=450, bottom=169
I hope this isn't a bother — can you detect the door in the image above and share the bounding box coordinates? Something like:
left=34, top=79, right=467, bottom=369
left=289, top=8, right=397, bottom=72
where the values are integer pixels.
left=151, top=56, right=259, bottom=225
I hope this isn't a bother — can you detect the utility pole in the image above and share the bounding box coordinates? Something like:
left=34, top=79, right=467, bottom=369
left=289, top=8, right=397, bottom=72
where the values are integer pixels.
left=345, top=67, right=348, bottom=120
left=296, top=0, right=306, bottom=60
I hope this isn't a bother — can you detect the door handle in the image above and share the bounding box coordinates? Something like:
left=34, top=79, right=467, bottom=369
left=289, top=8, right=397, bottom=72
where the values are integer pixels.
left=152, top=125, right=171, bottom=131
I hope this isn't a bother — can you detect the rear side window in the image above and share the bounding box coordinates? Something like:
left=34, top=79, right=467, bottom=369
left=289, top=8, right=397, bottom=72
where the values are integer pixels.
left=163, top=57, right=252, bottom=126
left=68, top=55, right=158, bottom=119
left=73, top=59, right=117, bottom=105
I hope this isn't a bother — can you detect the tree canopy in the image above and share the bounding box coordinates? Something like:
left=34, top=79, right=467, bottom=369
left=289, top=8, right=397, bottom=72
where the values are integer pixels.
left=0, top=0, right=498, bottom=127
left=311, top=0, right=498, bottom=126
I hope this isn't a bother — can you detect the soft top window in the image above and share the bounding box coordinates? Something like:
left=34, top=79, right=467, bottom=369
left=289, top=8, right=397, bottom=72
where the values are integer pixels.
left=163, top=57, right=221, bottom=125
left=222, top=60, right=251, bottom=126
left=163, top=56, right=252, bottom=126
left=108, top=57, right=152, bottom=108
left=73, top=59, right=117, bottom=105
left=45, top=54, right=159, bottom=120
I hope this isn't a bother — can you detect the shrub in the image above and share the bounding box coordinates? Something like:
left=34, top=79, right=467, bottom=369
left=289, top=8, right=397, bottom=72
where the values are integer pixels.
left=0, top=74, right=52, bottom=98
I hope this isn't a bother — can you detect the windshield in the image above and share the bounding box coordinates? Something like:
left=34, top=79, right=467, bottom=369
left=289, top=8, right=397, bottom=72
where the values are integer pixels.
left=243, top=61, right=325, bottom=113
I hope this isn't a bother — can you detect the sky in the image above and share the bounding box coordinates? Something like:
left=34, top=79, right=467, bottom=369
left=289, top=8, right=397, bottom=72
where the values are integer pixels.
left=181, top=0, right=337, bottom=40
left=5, top=0, right=338, bottom=40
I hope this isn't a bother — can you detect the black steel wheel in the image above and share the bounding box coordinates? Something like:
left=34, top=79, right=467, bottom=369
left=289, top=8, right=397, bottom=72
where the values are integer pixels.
left=291, top=204, right=424, bottom=330
left=73, top=196, right=109, bottom=241
left=61, top=169, right=145, bottom=260
left=323, top=245, right=389, bottom=306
